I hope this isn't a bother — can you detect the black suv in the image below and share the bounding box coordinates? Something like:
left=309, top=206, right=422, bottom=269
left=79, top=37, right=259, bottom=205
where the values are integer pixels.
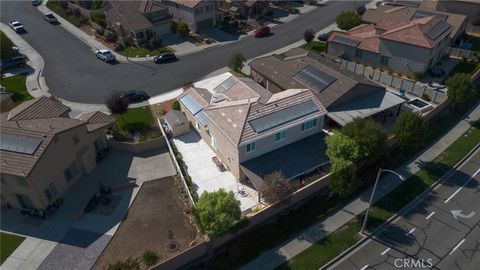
left=120, top=90, right=150, bottom=103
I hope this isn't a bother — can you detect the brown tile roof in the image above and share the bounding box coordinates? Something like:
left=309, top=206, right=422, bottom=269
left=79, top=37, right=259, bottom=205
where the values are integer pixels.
left=169, top=0, right=203, bottom=8
left=0, top=91, right=14, bottom=103
left=105, top=0, right=169, bottom=32
left=7, top=97, right=70, bottom=121
left=249, top=48, right=383, bottom=108
left=77, top=111, right=116, bottom=132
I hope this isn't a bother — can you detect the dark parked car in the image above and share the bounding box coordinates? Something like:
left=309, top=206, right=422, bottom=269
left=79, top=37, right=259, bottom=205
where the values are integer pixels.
left=317, top=33, right=330, bottom=41
left=253, top=25, right=271, bottom=37
left=120, top=90, right=150, bottom=103
left=154, top=52, right=176, bottom=63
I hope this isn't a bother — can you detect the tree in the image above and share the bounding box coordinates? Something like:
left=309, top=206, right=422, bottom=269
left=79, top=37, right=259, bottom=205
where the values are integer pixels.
left=195, top=189, right=241, bottom=237
left=142, top=250, right=158, bottom=266
left=336, top=11, right=362, bottom=30
left=341, top=118, right=388, bottom=165
left=303, top=29, right=315, bottom=43
left=445, top=73, right=474, bottom=111
left=259, top=171, right=294, bottom=204
left=1, top=31, right=15, bottom=60
left=177, top=22, right=190, bottom=36
left=106, top=258, right=140, bottom=270
left=394, top=111, right=427, bottom=149
left=329, top=158, right=358, bottom=197
left=325, top=132, right=360, bottom=163
left=356, top=6, right=366, bottom=16
left=171, top=100, right=181, bottom=111
left=105, top=92, right=129, bottom=121
left=228, top=53, right=246, bottom=72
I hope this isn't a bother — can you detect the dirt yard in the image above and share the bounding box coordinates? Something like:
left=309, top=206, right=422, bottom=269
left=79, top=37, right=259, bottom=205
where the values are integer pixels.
left=93, top=176, right=203, bottom=269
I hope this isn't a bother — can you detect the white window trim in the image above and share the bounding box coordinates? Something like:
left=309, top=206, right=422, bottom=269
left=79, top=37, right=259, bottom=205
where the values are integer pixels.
left=275, top=130, right=287, bottom=143
left=211, top=135, right=217, bottom=150
left=246, top=141, right=256, bottom=153
left=301, top=118, right=317, bottom=132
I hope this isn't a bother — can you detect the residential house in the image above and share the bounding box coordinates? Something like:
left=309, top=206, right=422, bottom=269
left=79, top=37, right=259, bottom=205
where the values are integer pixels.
left=163, top=0, right=221, bottom=32
left=327, top=15, right=454, bottom=76
left=104, top=0, right=172, bottom=44
left=178, top=75, right=329, bottom=189
left=362, top=5, right=467, bottom=44
left=0, top=91, right=15, bottom=112
left=0, top=97, right=116, bottom=209
left=250, top=48, right=406, bottom=128
left=219, top=0, right=270, bottom=18
left=419, top=0, right=479, bottom=25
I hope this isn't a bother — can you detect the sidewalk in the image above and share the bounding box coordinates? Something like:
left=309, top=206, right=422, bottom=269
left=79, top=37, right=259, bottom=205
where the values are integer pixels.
left=240, top=103, right=480, bottom=270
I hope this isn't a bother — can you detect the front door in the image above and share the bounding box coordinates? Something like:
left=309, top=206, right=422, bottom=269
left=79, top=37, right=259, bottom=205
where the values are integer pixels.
left=16, top=194, right=34, bottom=209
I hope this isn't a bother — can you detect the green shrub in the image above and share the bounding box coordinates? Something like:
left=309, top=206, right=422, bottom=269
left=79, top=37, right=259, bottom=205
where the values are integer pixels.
left=413, top=71, right=426, bottom=80
left=106, top=258, right=140, bottom=270
left=171, top=100, right=180, bottom=110
left=142, top=250, right=158, bottom=266
left=421, top=93, right=431, bottom=101
left=91, top=11, right=106, bottom=27
left=177, top=22, right=190, bottom=36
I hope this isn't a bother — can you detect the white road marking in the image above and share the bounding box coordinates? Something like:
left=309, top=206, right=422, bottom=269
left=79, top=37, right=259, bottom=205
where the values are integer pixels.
left=381, top=248, right=391, bottom=256
left=445, top=168, right=480, bottom=203
left=449, top=239, right=466, bottom=255
left=426, top=211, right=435, bottom=220
left=406, top=228, right=416, bottom=235
left=360, top=265, right=369, bottom=270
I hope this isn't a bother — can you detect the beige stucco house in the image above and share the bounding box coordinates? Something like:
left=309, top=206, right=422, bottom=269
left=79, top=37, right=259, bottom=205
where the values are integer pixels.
left=177, top=75, right=329, bottom=190
left=164, top=0, right=222, bottom=32
left=0, top=97, right=116, bottom=209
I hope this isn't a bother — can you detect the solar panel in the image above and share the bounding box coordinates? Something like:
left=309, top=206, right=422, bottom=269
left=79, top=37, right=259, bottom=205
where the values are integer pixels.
left=249, top=100, right=319, bottom=133
left=411, top=10, right=447, bottom=21
left=212, top=93, right=226, bottom=103
left=294, top=65, right=337, bottom=93
left=426, top=21, right=450, bottom=40
left=194, top=111, right=209, bottom=127
left=179, top=94, right=203, bottom=115
left=333, top=36, right=360, bottom=47
left=1, top=134, right=42, bottom=155
left=220, top=76, right=237, bottom=91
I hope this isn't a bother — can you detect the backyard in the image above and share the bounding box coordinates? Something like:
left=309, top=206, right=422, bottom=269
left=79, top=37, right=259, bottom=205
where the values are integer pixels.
left=0, top=232, right=25, bottom=264
left=0, top=75, right=33, bottom=106
left=115, top=106, right=162, bottom=142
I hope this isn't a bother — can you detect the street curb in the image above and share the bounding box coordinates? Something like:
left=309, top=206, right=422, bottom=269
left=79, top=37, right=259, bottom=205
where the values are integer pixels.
left=322, top=139, right=480, bottom=270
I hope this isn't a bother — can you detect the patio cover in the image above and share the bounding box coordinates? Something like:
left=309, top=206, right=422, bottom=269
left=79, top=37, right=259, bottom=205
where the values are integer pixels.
left=327, top=90, right=406, bottom=126
left=240, top=132, right=329, bottom=190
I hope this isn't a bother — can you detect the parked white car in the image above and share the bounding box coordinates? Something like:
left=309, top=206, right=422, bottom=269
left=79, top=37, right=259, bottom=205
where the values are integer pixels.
left=9, top=21, right=24, bottom=33
left=95, top=49, right=116, bottom=62
left=43, top=13, right=57, bottom=23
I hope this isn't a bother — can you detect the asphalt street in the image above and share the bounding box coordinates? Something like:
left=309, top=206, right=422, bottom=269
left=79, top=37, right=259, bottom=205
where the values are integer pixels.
left=1, top=0, right=366, bottom=103
left=330, top=149, right=480, bottom=270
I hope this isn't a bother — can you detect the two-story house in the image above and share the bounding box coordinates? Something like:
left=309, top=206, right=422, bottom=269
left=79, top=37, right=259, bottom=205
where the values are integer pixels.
left=327, top=15, right=454, bottom=76
left=177, top=75, right=329, bottom=189
left=163, top=0, right=221, bottom=32
left=0, top=97, right=116, bottom=209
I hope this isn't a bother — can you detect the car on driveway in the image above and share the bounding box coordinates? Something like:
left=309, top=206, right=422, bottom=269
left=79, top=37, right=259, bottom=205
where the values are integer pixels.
left=120, top=90, right=150, bottom=104
left=43, top=13, right=57, bottom=23
left=9, top=21, right=25, bottom=33
left=154, top=52, right=176, bottom=64
left=317, top=33, right=330, bottom=42
left=253, top=25, right=270, bottom=37
left=95, top=49, right=116, bottom=63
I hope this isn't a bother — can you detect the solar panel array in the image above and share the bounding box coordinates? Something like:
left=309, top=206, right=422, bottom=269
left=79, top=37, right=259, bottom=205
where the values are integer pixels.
left=1, top=133, right=42, bottom=155
left=411, top=10, right=447, bottom=21
left=180, top=94, right=202, bottom=115
left=426, top=21, right=450, bottom=40
left=195, top=111, right=209, bottom=127
left=220, top=76, right=237, bottom=91
left=333, top=36, right=360, bottom=47
left=294, top=65, right=337, bottom=93
left=249, top=100, right=319, bottom=133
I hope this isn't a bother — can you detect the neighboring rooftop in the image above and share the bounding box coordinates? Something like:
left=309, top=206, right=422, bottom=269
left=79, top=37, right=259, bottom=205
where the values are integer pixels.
left=7, top=97, right=70, bottom=121
left=167, top=0, right=203, bottom=8
left=77, top=111, right=117, bottom=132
left=104, top=0, right=169, bottom=32
left=179, top=74, right=326, bottom=146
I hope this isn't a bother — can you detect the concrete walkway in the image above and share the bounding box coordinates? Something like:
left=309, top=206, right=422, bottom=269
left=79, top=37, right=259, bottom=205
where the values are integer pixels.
left=240, top=103, right=480, bottom=270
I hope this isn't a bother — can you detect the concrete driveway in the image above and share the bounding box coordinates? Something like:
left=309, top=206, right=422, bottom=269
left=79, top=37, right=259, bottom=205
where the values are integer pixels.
left=1, top=148, right=176, bottom=270
left=173, top=131, right=259, bottom=213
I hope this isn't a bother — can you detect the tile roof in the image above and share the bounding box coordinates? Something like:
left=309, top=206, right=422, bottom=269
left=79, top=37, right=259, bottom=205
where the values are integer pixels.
left=249, top=48, right=383, bottom=108
left=168, top=0, right=203, bottom=8
left=76, top=111, right=116, bottom=132
left=0, top=91, right=14, bottom=103
left=179, top=74, right=326, bottom=146
left=7, top=97, right=70, bottom=121
left=105, top=0, right=169, bottom=32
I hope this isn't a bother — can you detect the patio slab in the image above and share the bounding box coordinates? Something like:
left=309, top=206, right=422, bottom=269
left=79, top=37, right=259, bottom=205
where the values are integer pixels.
left=173, top=131, right=259, bottom=213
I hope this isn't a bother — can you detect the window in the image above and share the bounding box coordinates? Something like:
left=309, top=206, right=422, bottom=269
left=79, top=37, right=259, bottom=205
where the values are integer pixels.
left=1, top=174, right=6, bottom=184
left=246, top=142, right=256, bottom=153
left=196, top=121, right=201, bottom=130
left=301, top=119, right=317, bottom=131
left=16, top=177, right=29, bottom=187
left=64, top=163, right=79, bottom=182
left=72, top=134, right=80, bottom=145
left=275, top=131, right=287, bottom=142
left=211, top=136, right=217, bottom=150
left=44, top=183, right=59, bottom=201
left=380, top=55, right=390, bottom=65
left=355, top=49, right=363, bottom=59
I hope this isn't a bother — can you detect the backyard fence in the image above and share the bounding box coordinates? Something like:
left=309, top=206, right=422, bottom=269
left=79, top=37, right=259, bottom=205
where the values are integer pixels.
left=447, top=47, right=478, bottom=61
left=337, top=59, right=448, bottom=105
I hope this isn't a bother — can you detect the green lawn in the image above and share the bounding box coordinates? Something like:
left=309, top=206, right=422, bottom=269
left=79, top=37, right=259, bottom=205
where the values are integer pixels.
left=1, top=232, right=25, bottom=264
left=0, top=75, right=33, bottom=106
left=115, top=45, right=170, bottom=57
left=302, top=41, right=327, bottom=53
left=115, top=107, right=162, bottom=141
left=46, top=0, right=87, bottom=27
left=1, top=31, right=15, bottom=59
left=278, top=121, right=480, bottom=270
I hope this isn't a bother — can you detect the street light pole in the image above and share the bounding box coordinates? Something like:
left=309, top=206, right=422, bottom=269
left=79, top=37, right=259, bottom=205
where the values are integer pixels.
left=361, top=168, right=406, bottom=234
